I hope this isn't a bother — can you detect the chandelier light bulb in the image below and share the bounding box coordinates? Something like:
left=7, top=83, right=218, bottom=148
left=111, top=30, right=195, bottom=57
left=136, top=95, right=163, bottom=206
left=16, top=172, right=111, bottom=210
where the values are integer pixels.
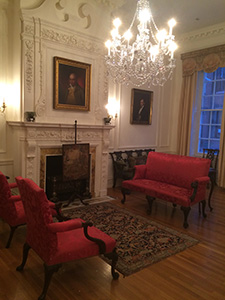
left=168, top=41, right=178, bottom=58
left=105, top=40, right=112, bottom=55
left=168, top=18, right=176, bottom=35
left=104, top=0, right=178, bottom=87
left=150, top=45, right=159, bottom=61
left=156, top=29, right=167, bottom=42
left=111, top=28, right=118, bottom=38
left=113, top=18, right=121, bottom=28
left=124, top=30, right=132, bottom=41
left=169, top=41, right=178, bottom=52
left=168, top=18, right=176, bottom=28
left=105, top=40, right=112, bottom=48
left=139, top=8, right=150, bottom=22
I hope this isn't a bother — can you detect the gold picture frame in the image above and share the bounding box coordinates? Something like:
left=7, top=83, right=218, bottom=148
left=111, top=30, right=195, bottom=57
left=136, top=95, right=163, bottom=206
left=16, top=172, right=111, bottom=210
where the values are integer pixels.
left=130, top=88, right=153, bottom=125
left=54, top=57, right=91, bottom=111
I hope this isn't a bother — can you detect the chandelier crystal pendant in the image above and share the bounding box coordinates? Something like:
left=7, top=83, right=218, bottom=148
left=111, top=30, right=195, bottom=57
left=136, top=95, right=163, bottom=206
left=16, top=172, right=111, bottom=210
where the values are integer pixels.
left=105, top=0, right=178, bottom=87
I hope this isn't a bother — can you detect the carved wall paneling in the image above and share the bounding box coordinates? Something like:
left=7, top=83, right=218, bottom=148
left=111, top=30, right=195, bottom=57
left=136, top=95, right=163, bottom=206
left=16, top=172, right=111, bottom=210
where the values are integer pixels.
left=21, top=15, right=108, bottom=123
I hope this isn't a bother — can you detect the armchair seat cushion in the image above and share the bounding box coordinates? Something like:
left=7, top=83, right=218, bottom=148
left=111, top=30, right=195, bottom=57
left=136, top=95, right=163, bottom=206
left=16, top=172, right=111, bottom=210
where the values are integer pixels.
left=47, top=226, right=116, bottom=265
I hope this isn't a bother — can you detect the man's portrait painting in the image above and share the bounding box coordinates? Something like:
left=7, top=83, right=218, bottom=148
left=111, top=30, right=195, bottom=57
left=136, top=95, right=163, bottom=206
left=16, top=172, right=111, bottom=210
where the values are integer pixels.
left=54, top=57, right=91, bottom=111
left=130, top=88, right=153, bottom=125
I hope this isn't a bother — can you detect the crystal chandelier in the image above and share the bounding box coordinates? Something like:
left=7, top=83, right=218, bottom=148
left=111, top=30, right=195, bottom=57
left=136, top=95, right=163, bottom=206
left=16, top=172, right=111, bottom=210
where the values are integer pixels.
left=105, top=0, right=178, bottom=87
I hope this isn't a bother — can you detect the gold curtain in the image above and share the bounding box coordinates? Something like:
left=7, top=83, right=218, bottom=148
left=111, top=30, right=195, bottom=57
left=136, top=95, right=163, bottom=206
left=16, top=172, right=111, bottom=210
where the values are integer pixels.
left=177, top=72, right=197, bottom=156
left=177, top=44, right=225, bottom=187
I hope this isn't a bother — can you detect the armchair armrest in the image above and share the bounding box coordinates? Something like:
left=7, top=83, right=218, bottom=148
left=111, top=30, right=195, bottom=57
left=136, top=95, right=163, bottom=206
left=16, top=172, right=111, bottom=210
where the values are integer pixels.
left=133, top=165, right=146, bottom=180
left=47, top=218, right=84, bottom=233
left=82, top=222, right=106, bottom=254
left=9, top=195, right=21, bottom=202
left=49, top=220, right=107, bottom=254
left=9, top=182, right=17, bottom=189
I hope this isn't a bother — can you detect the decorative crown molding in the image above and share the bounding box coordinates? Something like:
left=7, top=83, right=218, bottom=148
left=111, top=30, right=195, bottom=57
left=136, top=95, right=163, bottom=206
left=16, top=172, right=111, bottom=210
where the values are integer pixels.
left=178, top=23, right=225, bottom=43
left=94, top=0, right=125, bottom=9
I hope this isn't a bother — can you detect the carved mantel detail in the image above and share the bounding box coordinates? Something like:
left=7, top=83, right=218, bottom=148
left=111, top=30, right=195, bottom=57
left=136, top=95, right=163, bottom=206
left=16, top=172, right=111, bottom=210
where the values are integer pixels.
left=8, top=122, right=114, bottom=197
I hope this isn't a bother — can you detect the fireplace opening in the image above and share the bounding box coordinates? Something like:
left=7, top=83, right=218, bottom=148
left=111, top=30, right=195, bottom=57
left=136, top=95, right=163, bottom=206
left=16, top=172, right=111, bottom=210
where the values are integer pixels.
left=45, top=155, right=63, bottom=200
left=45, top=154, right=92, bottom=202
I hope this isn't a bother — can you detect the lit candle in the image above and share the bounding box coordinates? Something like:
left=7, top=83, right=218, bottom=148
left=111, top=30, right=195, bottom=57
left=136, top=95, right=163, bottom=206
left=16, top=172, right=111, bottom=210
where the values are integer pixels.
left=168, top=41, right=178, bottom=59
left=105, top=40, right=112, bottom=56
left=168, top=18, right=176, bottom=36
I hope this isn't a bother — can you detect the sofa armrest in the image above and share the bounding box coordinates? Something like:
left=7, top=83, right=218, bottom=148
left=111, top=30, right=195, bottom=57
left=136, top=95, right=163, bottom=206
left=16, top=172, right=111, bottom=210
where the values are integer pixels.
left=190, top=176, right=210, bottom=202
left=133, top=165, right=147, bottom=179
left=190, top=181, right=198, bottom=202
left=195, top=176, right=210, bottom=184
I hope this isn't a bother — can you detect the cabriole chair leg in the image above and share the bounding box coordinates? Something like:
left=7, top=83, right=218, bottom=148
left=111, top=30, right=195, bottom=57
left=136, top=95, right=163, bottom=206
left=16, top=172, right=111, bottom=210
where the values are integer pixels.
left=16, top=242, right=31, bottom=271
left=38, top=263, right=62, bottom=300
left=104, top=248, right=119, bottom=280
left=181, top=206, right=191, bottom=229
left=6, top=225, right=18, bottom=248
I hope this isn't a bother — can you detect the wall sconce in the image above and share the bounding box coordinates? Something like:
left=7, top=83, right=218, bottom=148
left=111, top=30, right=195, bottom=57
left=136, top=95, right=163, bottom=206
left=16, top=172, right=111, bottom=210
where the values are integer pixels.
left=104, top=98, right=119, bottom=124
left=0, top=99, right=6, bottom=113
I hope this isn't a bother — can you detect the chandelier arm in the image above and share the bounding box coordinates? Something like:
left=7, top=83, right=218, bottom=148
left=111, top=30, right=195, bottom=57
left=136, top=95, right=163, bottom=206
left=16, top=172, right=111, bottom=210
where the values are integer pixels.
left=148, top=22, right=158, bottom=45
left=128, top=10, right=138, bottom=31
left=150, top=14, right=159, bottom=32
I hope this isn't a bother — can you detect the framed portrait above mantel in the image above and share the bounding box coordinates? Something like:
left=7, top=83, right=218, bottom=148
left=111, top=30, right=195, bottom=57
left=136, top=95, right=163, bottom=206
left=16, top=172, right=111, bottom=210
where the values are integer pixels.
left=54, top=57, right=91, bottom=111
left=130, top=88, right=153, bottom=125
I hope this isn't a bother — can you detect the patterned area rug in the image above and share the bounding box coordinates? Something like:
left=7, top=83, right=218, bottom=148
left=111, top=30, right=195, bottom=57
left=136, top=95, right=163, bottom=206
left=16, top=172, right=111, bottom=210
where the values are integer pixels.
left=63, top=202, right=198, bottom=276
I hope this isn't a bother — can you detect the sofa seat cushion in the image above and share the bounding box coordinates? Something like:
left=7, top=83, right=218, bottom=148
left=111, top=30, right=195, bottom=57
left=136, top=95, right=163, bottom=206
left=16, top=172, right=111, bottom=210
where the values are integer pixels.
left=123, top=179, right=195, bottom=207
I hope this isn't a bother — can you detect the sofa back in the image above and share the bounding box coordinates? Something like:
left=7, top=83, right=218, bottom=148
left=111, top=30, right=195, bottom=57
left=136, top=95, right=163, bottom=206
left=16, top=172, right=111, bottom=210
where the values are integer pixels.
left=146, top=152, right=211, bottom=189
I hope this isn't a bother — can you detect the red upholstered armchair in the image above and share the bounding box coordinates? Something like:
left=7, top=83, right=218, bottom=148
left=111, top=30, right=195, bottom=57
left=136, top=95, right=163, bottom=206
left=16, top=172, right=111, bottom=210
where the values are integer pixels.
left=0, top=171, right=65, bottom=248
left=16, top=177, right=119, bottom=300
left=0, top=171, right=26, bottom=248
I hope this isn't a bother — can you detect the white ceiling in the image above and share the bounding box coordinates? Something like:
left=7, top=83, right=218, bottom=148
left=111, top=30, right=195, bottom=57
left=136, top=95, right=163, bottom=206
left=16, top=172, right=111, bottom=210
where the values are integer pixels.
left=111, top=0, right=225, bottom=36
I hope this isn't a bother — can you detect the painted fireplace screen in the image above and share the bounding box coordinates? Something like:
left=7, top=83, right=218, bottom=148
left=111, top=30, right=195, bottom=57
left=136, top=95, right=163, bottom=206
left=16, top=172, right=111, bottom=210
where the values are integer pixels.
left=62, top=143, right=90, bottom=181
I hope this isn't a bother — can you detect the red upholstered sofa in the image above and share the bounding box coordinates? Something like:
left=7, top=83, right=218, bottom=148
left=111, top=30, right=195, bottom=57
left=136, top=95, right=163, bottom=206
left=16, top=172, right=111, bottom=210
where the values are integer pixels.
left=121, top=152, right=211, bottom=228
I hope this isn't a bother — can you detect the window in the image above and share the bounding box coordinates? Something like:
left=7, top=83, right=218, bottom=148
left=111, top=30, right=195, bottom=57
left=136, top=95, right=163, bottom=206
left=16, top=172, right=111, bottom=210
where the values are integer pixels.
left=190, top=67, right=225, bottom=156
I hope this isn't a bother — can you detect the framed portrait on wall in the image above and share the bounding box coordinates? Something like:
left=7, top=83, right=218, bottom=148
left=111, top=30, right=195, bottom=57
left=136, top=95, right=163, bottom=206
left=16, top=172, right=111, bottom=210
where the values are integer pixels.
left=130, top=88, right=153, bottom=125
left=54, top=57, right=91, bottom=111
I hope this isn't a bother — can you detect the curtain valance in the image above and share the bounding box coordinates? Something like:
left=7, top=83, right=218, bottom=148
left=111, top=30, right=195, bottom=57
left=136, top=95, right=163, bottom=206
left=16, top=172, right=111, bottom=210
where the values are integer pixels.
left=181, top=44, right=225, bottom=76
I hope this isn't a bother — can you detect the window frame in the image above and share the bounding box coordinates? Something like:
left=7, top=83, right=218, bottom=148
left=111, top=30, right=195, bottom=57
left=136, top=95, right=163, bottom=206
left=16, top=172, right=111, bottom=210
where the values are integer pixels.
left=190, top=68, right=225, bottom=157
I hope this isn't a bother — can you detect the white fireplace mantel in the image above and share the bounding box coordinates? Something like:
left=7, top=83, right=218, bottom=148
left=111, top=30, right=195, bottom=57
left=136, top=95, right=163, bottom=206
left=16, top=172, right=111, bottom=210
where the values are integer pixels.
left=8, top=121, right=114, bottom=197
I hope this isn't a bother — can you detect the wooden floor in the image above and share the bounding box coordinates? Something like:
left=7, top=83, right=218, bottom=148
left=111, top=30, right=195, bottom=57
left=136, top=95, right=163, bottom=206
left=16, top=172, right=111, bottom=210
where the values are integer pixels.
left=0, top=186, right=225, bottom=300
